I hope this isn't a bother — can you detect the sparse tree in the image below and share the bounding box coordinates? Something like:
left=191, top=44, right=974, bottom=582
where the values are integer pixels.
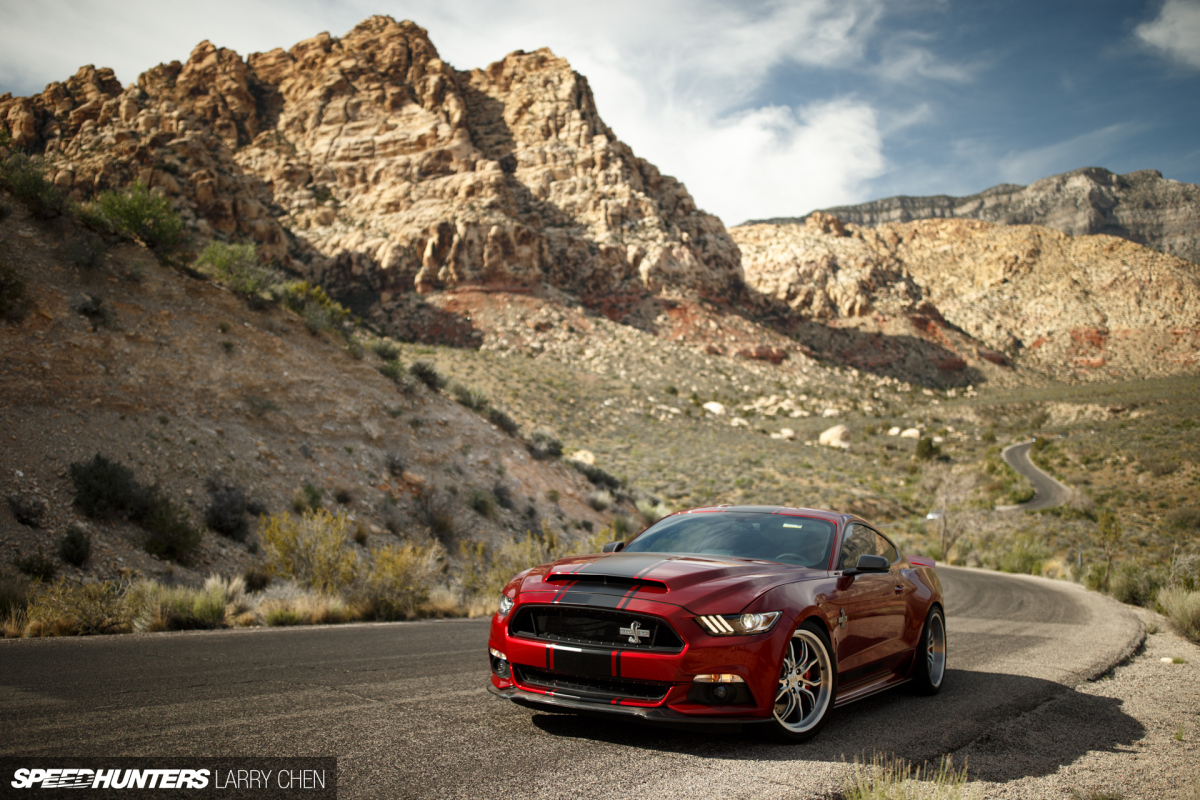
left=922, top=464, right=979, bottom=565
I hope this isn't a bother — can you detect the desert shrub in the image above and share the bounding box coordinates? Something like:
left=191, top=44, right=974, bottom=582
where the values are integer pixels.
left=841, top=754, right=971, bottom=800
left=371, top=340, right=400, bottom=360
left=93, top=182, right=183, bottom=257
left=468, top=488, right=498, bottom=519
left=292, top=483, right=324, bottom=513
left=1169, top=554, right=1200, bottom=591
left=394, top=372, right=422, bottom=396
left=6, top=493, right=47, bottom=527
left=59, top=525, right=91, bottom=567
left=76, top=294, right=113, bottom=328
left=277, top=282, right=350, bottom=336
left=487, top=406, right=520, bottom=435
left=125, top=577, right=230, bottom=631
left=257, top=581, right=355, bottom=626
left=1157, top=587, right=1200, bottom=642
left=916, top=436, right=940, bottom=461
left=493, top=483, right=514, bottom=510
left=243, top=564, right=272, bottom=592
left=194, top=241, right=277, bottom=306
left=588, top=490, right=613, bottom=511
left=0, top=151, right=68, bottom=219
left=998, top=533, right=1050, bottom=575
left=67, top=235, right=107, bottom=270
left=612, top=515, right=632, bottom=538
left=1109, top=562, right=1163, bottom=607
left=413, top=487, right=456, bottom=542
left=1167, top=507, right=1200, bottom=532
left=141, top=498, right=203, bottom=564
left=260, top=510, right=358, bottom=593
left=333, top=486, right=354, bottom=506
left=570, top=459, right=622, bottom=489
left=1007, top=485, right=1036, bottom=505
left=205, top=481, right=251, bottom=541
left=24, top=578, right=128, bottom=635
left=1140, top=452, right=1179, bottom=477
left=386, top=452, right=406, bottom=477
left=378, top=359, right=404, bottom=382
left=13, top=549, right=58, bottom=582
left=409, top=360, right=446, bottom=391
left=0, top=571, right=32, bottom=618
left=359, top=542, right=445, bottom=620
left=450, top=382, right=489, bottom=411
left=527, top=428, right=563, bottom=460
left=0, top=261, right=28, bottom=322
left=636, top=498, right=672, bottom=525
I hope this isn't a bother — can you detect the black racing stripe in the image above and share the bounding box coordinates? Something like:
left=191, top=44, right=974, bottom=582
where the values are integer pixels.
left=551, top=580, right=578, bottom=604
left=575, top=554, right=668, bottom=579
left=615, top=586, right=640, bottom=610
left=555, top=590, right=625, bottom=608
left=552, top=647, right=616, bottom=678
left=612, top=650, right=621, bottom=678
left=632, top=558, right=668, bottom=579
left=545, top=647, right=553, bottom=669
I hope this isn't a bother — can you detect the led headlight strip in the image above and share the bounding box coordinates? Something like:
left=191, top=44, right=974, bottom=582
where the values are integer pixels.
left=695, top=611, right=782, bottom=636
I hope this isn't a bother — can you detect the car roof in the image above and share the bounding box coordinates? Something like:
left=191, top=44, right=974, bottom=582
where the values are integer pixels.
left=675, top=505, right=862, bottom=526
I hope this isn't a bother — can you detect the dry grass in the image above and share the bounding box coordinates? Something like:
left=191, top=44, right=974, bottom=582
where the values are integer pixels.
left=841, top=755, right=977, bottom=800
left=1158, top=587, right=1200, bottom=642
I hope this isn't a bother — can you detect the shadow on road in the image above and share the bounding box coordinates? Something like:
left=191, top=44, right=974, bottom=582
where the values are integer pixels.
left=525, top=669, right=1143, bottom=782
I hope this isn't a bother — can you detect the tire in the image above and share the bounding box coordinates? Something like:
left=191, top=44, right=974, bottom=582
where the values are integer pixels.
left=912, top=605, right=947, bottom=695
left=766, top=621, right=836, bottom=742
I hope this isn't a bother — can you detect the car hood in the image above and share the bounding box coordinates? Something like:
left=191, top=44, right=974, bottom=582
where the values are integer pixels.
left=518, top=551, right=825, bottom=615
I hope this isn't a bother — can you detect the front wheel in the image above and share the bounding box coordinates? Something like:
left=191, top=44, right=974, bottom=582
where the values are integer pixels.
left=768, top=622, right=835, bottom=742
left=912, top=605, right=946, bottom=695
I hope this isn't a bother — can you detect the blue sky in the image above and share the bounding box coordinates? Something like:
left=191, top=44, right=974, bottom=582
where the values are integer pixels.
left=1, top=0, right=1197, bottom=225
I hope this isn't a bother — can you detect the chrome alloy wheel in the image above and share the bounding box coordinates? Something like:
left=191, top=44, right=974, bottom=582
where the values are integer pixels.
left=925, top=608, right=946, bottom=688
left=773, top=627, right=833, bottom=734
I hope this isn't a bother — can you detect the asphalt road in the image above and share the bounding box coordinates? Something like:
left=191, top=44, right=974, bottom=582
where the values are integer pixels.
left=0, top=568, right=1141, bottom=799
left=1000, top=441, right=1072, bottom=511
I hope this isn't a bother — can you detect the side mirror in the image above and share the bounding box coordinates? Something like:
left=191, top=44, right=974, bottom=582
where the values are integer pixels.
left=602, top=541, right=625, bottom=553
left=844, top=554, right=889, bottom=575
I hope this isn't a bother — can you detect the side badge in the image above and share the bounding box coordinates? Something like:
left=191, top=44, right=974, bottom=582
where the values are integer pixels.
left=838, top=609, right=848, bottom=629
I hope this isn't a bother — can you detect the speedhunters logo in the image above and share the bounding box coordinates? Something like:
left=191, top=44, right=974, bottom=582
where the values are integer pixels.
left=11, top=769, right=212, bottom=789
left=0, top=759, right=335, bottom=797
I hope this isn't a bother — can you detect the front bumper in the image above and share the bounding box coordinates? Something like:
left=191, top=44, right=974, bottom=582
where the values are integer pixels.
left=488, top=597, right=788, bottom=722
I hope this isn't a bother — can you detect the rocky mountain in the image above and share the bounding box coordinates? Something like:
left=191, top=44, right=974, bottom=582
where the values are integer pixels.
left=732, top=213, right=1200, bottom=379
left=0, top=16, right=740, bottom=312
left=752, top=167, right=1200, bottom=265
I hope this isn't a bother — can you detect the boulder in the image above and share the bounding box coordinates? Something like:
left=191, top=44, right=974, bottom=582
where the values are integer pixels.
left=818, top=424, right=850, bottom=449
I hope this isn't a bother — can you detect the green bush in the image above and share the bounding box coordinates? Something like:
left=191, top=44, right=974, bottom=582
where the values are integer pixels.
left=371, top=340, right=399, bottom=360
left=468, top=488, right=498, bottom=519
left=66, top=235, right=107, bottom=270
left=378, top=360, right=404, bottom=382
left=412, top=487, right=455, bottom=542
left=1167, top=507, right=1200, bottom=532
left=92, top=182, right=183, bottom=256
left=126, top=578, right=231, bottom=631
left=277, top=282, right=350, bottom=335
left=260, top=510, right=358, bottom=594
left=59, top=526, right=91, bottom=567
left=205, top=481, right=250, bottom=541
left=998, top=534, right=1049, bottom=575
left=194, top=241, right=277, bottom=307
left=70, top=454, right=149, bottom=519
left=409, top=360, right=446, bottom=391
left=141, top=498, right=203, bottom=564
left=76, top=294, right=113, bottom=329
left=0, top=571, right=31, bottom=617
left=0, top=262, right=27, bottom=322
left=916, top=436, right=939, bottom=461
left=569, top=459, right=622, bottom=489
left=0, top=152, right=68, bottom=219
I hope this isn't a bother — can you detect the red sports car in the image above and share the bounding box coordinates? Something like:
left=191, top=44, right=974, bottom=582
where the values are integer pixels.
left=487, top=505, right=945, bottom=741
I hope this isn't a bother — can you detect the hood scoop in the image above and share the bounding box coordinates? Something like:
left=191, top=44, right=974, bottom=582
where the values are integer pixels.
left=544, top=573, right=669, bottom=592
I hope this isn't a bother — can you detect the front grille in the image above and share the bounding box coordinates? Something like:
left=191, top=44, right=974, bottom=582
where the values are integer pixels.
left=509, top=605, right=684, bottom=652
left=515, top=666, right=670, bottom=703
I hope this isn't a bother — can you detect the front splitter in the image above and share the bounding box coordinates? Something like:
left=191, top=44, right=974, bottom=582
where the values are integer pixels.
left=487, top=682, right=769, bottom=724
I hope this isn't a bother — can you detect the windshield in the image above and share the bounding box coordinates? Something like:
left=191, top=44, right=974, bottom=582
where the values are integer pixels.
left=623, top=512, right=836, bottom=568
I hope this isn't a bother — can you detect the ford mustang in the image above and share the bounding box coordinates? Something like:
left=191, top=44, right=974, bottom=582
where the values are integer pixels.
left=486, top=505, right=945, bottom=741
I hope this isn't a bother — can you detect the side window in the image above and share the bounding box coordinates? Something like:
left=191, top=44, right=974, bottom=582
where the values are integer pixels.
left=875, top=532, right=899, bottom=565
left=838, top=524, right=877, bottom=570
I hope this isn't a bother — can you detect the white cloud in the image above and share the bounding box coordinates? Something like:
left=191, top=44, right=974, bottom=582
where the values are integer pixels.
left=0, top=0, right=969, bottom=223
left=1136, top=0, right=1200, bottom=69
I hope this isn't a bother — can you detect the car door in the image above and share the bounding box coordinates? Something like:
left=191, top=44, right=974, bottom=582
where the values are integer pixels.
left=870, top=529, right=912, bottom=662
left=826, top=523, right=908, bottom=685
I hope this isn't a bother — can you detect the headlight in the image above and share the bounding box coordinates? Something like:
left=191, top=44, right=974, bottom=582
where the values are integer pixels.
left=695, top=611, right=781, bottom=636
left=498, top=595, right=514, bottom=618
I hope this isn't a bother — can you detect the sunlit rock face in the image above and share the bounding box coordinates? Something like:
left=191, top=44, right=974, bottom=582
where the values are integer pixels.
left=0, top=16, right=743, bottom=304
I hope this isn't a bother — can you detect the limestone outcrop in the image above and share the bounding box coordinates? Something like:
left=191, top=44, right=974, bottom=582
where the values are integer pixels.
left=754, top=167, right=1200, bottom=265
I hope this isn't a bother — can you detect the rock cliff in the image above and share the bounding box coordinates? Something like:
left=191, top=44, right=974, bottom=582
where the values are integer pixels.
left=732, top=215, right=1200, bottom=379
left=0, top=16, right=741, bottom=306
left=753, top=167, right=1200, bottom=265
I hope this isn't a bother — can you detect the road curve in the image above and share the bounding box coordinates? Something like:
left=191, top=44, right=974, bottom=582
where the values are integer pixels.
left=0, top=569, right=1141, bottom=799
left=999, top=440, right=1072, bottom=511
